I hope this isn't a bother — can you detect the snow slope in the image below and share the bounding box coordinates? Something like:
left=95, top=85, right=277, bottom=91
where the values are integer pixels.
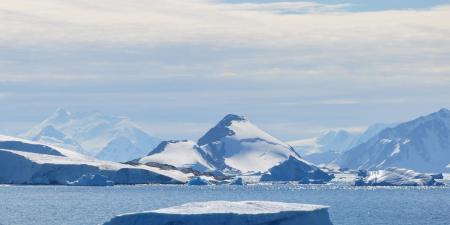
left=198, top=114, right=302, bottom=173
left=288, top=130, right=360, bottom=156
left=355, top=167, right=443, bottom=186
left=103, top=201, right=333, bottom=225
left=333, top=109, right=450, bottom=173
left=22, top=109, right=161, bottom=162
left=0, top=135, right=89, bottom=159
left=135, top=140, right=215, bottom=172
left=0, top=135, right=187, bottom=185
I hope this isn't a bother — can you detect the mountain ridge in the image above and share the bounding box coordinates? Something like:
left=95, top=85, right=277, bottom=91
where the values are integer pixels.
left=332, top=108, right=450, bottom=172
left=22, top=109, right=161, bottom=162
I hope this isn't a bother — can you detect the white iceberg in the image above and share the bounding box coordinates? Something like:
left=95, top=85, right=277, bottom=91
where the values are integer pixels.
left=354, top=167, right=444, bottom=186
left=260, top=157, right=334, bottom=183
left=103, top=201, right=333, bottom=225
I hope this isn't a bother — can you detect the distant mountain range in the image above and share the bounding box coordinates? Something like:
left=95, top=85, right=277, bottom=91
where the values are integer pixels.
left=0, top=113, right=333, bottom=185
left=332, top=108, right=450, bottom=173
left=22, top=109, right=161, bottom=162
left=287, top=123, right=391, bottom=165
left=17, top=108, right=450, bottom=174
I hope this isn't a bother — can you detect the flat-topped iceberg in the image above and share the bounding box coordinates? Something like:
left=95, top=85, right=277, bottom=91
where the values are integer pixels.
left=355, top=167, right=444, bottom=186
left=103, top=201, right=333, bottom=225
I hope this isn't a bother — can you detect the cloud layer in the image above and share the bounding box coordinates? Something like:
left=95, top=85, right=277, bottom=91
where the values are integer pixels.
left=1, top=0, right=449, bottom=47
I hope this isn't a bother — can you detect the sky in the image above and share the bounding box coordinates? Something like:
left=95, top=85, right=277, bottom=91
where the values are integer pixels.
left=1, top=0, right=450, bottom=141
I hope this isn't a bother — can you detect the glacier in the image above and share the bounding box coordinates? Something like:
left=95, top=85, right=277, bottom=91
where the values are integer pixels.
left=102, top=201, right=333, bottom=225
left=0, top=135, right=188, bottom=185
left=66, top=173, right=114, bottom=186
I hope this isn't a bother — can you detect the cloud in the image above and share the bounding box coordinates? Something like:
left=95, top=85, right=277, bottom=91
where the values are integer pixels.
left=1, top=0, right=449, bottom=85
left=221, top=1, right=351, bottom=14
left=0, top=92, right=10, bottom=99
left=0, top=0, right=449, bottom=48
left=316, top=99, right=360, bottom=105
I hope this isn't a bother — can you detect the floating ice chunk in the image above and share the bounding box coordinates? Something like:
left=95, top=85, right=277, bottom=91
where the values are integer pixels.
left=260, top=157, right=333, bottom=183
left=187, top=177, right=210, bottom=186
left=355, top=167, right=444, bottom=186
left=229, top=177, right=244, bottom=185
left=103, top=201, right=333, bottom=225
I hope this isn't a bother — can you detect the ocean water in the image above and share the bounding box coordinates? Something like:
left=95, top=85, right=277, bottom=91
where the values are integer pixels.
left=0, top=184, right=449, bottom=225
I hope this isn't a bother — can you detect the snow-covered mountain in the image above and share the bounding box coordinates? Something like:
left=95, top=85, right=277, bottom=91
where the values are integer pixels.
left=287, top=123, right=390, bottom=165
left=288, top=123, right=390, bottom=156
left=22, top=109, right=161, bottom=162
left=288, top=130, right=360, bottom=156
left=135, top=140, right=216, bottom=173
left=133, top=113, right=329, bottom=181
left=197, top=114, right=304, bottom=174
left=333, top=109, right=450, bottom=173
left=0, top=135, right=188, bottom=185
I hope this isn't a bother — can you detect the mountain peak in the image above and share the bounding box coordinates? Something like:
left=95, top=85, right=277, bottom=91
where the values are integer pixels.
left=423, top=108, right=450, bottom=121
left=437, top=108, right=450, bottom=115
left=35, top=125, right=66, bottom=140
left=198, top=114, right=248, bottom=145
left=334, top=108, right=450, bottom=172
left=54, top=108, right=70, bottom=117
left=47, top=108, right=71, bottom=123
left=219, top=114, right=247, bottom=126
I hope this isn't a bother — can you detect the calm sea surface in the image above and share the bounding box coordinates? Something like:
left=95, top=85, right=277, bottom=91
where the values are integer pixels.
left=0, top=184, right=449, bottom=225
